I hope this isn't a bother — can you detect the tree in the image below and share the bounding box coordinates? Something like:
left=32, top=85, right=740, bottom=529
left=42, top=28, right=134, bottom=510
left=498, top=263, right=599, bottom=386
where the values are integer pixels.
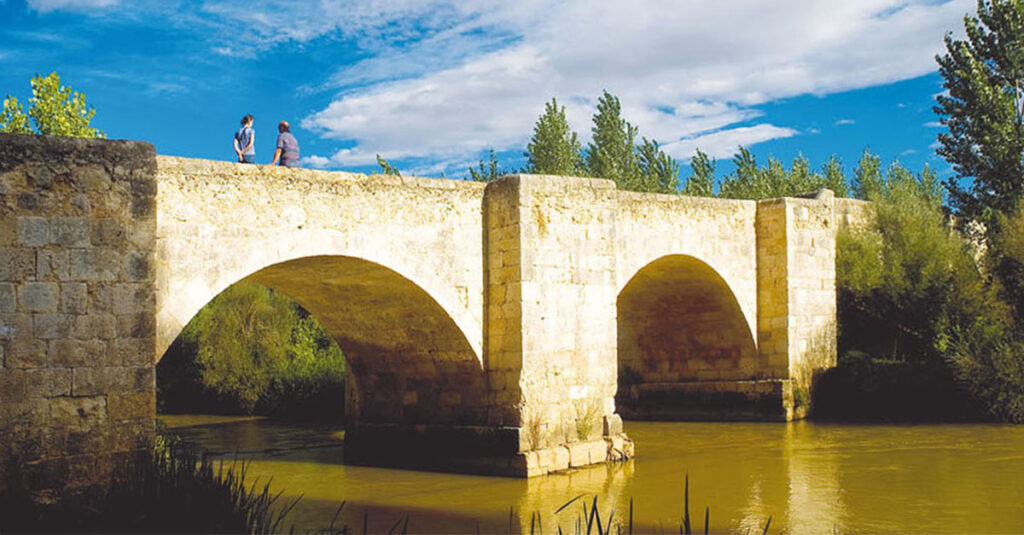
left=376, top=154, right=401, bottom=176
left=586, top=90, right=642, bottom=188
left=525, top=98, right=583, bottom=176
left=935, top=0, right=1024, bottom=224
left=469, top=149, right=509, bottom=182
left=636, top=137, right=680, bottom=193
left=681, top=149, right=715, bottom=197
left=822, top=155, right=850, bottom=197
left=852, top=149, right=883, bottom=200
left=0, top=97, right=31, bottom=134
left=0, top=72, right=104, bottom=138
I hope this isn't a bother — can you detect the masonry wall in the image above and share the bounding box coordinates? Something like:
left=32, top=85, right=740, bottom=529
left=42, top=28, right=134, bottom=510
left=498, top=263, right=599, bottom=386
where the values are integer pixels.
left=485, top=175, right=630, bottom=475
left=756, top=192, right=838, bottom=419
left=0, top=133, right=156, bottom=500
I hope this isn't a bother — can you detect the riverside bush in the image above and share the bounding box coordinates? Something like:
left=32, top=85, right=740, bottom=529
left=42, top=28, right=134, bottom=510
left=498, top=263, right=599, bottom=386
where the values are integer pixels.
left=157, top=282, right=347, bottom=421
left=832, top=161, right=1024, bottom=421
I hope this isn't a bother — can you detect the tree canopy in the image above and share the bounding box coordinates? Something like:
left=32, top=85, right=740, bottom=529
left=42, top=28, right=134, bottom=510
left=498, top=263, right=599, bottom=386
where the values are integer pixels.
left=524, top=98, right=583, bottom=176
left=1, top=72, right=104, bottom=138
left=935, top=0, right=1024, bottom=224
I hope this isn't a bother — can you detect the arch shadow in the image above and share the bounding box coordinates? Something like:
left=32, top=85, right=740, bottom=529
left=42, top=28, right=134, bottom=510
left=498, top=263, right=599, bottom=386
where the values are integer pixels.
left=616, top=254, right=763, bottom=420
left=159, top=255, right=509, bottom=470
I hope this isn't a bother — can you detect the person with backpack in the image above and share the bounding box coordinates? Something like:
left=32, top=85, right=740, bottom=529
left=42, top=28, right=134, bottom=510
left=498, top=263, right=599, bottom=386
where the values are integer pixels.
left=233, top=114, right=255, bottom=163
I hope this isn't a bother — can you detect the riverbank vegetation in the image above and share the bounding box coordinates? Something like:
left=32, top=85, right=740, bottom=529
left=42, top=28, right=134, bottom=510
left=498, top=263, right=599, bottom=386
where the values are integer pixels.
left=0, top=423, right=298, bottom=534
left=157, top=282, right=347, bottom=422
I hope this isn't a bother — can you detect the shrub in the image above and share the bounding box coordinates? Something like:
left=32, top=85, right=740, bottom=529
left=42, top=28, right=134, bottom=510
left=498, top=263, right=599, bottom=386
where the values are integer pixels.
left=836, top=161, right=1024, bottom=421
left=158, top=282, right=346, bottom=420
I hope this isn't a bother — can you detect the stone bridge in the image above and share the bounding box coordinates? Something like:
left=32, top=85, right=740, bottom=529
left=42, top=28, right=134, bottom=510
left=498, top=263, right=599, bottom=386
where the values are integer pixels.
left=0, top=134, right=862, bottom=497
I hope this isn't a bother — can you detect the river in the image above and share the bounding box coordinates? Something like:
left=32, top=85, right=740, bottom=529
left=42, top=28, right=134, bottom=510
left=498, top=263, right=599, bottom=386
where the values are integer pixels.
left=161, top=415, right=1024, bottom=533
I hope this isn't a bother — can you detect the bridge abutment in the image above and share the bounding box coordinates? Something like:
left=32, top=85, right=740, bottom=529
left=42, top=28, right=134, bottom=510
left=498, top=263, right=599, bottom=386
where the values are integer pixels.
left=0, top=134, right=157, bottom=500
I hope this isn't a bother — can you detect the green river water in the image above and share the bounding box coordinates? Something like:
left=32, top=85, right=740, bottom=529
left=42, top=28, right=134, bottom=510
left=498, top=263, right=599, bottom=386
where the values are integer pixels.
left=162, top=415, right=1024, bottom=533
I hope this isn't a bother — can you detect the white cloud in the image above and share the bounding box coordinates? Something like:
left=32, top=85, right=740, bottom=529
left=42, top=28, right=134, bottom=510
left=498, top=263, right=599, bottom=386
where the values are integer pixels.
left=284, top=0, right=972, bottom=172
left=61, top=0, right=968, bottom=172
left=662, top=124, right=800, bottom=160
left=834, top=119, right=856, bottom=126
left=27, top=0, right=118, bottom=12
left=925, top=120, right=943, bottom=127
left=303, top=155, right=331, bottom=169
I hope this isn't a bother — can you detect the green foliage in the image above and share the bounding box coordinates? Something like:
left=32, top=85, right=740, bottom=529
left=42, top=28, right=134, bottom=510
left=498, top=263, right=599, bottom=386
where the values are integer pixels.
left=586, top=91, right=642, bottom=188
left=468, top=149, right=508, bottom=182
left=935, top=0, right=1024, bottom=224
left=636, top=137, right=680, bottom=193
left=161, top=282, right=346, bottom=418
left=718, top=148, right=839, bottom=200
left=0, top=97, right=31, bottom=134
left=525, top=98, right=584, bottom=176
left=1, top=72, right=103, bottom=137
left=682, top=149, right=715, bottom=197
left=376, top=154, right=401, bottom=176
left=851, top=149, right=883, bottom=200
left=584, top=91, right=680, bottom=193
left=838, top=161, right=972, bottom=363
left=822, top=155, right=850, bottom=197
left=836, top=159, right=1024, bottom=421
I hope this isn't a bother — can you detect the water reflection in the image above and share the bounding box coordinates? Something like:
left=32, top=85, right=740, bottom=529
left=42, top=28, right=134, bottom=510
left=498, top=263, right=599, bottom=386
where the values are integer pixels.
left=163, top=416, right=1024, bottom=533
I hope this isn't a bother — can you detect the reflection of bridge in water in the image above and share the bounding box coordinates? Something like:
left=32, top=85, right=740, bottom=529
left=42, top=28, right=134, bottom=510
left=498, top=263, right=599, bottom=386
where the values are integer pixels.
left=0, top=134, right=862, bottom=498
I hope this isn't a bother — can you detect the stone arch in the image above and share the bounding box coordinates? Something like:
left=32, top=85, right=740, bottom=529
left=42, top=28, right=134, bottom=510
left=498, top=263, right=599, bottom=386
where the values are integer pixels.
left=616, top=254, right=760, bottom=420
left=158, top=255, right=488, bottom=428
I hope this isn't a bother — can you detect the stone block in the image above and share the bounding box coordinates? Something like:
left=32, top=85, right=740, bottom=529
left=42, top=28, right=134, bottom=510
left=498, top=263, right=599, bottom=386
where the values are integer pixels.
left=73, top=314, right=117, bottom=340
left=51, top=217, right=90, bottom=247
left=0, top=370, right=28, bottom=403
left=0, top=247, right=37, bottom=281
left=16, top=217, right=48, bottom=247
left=60, top=282, right=88, bottom=313
left=73, top=367, right=133, bottom=396
left=107, top=391, right=154, bottom=422
left=36, top=249, right=69, bottom=280
left=18, top=282, right=59, bottom=312
left=49, top=395, right=107, bottom=428
left=70, top=248, right=120, bottom=281
left=25, top=367, right=72, bottom=397
left=90, top=219, right=124, bottom=246
left=112, top=283, right=154, bottom=313
left=116, top=313, right=155, bottom=338
left=50, top=339, right=107, bottom=367
left=33, top=313, right=74, bottom=339
left=568, top=442, right=590, bottom=468
left=0, top=283, right=14, bottom=313
left=121, top=251, right=151, bottom=281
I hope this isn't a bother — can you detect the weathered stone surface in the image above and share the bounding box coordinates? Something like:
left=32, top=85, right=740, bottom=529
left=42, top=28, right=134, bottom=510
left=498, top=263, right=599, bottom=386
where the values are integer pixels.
left=0, top=133, right=156, bottom=500
left=18, top=282, right=58, bottom=312
left=17, top=216, right=48, bottom=247
left=0, top=131, right=846, bottom=495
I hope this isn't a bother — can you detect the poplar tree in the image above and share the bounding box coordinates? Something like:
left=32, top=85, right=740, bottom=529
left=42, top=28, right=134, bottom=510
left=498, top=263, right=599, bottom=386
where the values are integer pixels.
left=586, top=90, right=642, bottom=188
left=636, top=137, right=680, bottom=193
left=524, top=98, right=583, bottom=175
left=852, top=149, right=883, bottom=200
left=935, top=0, right=1024, bottom=223
left=469, top=149, right=508, bottom=182
left=681, top=149, right=715, bottom=197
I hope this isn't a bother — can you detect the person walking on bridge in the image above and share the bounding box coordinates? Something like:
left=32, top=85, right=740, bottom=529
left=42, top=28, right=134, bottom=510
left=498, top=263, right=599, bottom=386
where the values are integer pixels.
left=233, top=114, right=256, bottom=163
left=270, top=120, right=300, bottom=168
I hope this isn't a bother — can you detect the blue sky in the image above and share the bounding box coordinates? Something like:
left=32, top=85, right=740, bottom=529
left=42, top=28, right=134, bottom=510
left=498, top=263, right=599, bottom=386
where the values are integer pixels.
left=0, top=0, right=971, bottom=183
